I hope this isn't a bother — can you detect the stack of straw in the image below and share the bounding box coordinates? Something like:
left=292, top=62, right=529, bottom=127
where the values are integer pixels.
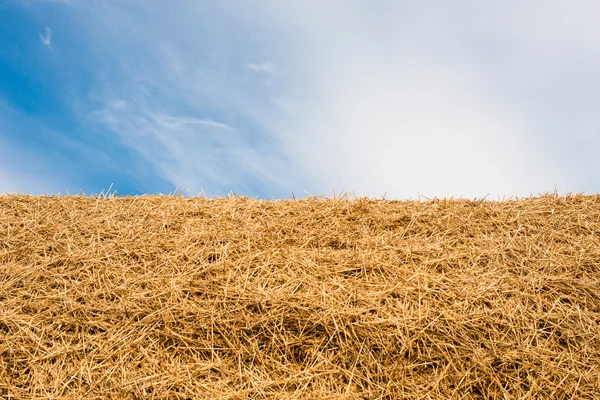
left=1, top=194, right=599, bottom=398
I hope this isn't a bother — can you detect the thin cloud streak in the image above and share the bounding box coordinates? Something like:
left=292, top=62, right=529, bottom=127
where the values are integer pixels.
left=39, top=27, right=52, bottom=48
left=90, top=96, right=298, bottom=197
left=245, top=62, right=276, bottom=75
left=154, top=115, right=234, bottom=131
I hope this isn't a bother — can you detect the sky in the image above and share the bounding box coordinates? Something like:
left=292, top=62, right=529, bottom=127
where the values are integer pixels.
left=1, top=0, right=599, bottom=199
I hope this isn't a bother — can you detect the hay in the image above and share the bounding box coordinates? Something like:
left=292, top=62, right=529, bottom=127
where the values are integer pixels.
left=0, top=193, right=599, bottom=399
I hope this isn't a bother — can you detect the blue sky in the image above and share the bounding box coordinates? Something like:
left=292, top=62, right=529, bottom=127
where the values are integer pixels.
left=1, top=0, right=599, bottom=199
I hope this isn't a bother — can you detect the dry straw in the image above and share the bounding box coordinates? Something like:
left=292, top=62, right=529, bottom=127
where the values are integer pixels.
left=0, top=193, right=599, bottom=399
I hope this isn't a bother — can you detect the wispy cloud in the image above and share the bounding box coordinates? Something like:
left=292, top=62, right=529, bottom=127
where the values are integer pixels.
left=39, top=27, right=52, bottom=48
left=29, top=0, right=600, bottom=199
left=154, top=115, right=234, bottom=131
left=40, top=0, right=77, bottom=3
left=245, top=62, right=276, bottom=75
left=89, top=94, right=297, bottom=197
left=241, top=1, right=599, bottom=199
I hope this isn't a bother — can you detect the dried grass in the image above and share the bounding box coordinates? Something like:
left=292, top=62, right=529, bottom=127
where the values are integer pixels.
left=0, top=193, right=599, bottom=399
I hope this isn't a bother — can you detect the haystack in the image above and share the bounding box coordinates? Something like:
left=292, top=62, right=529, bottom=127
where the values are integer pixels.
left=1, top=194, right=599, bottom=398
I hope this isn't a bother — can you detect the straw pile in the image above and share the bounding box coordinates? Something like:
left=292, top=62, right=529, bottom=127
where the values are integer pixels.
left=1, top=193, right=599, bottom=399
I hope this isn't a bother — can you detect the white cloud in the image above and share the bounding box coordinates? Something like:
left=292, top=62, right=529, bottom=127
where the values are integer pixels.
left=63, top=1, right=600, bottom=199
left=241, top=1, right=599, bottom=199
left=245, top=62, right=276, bottom=75
left=110, top=99, right=127, bottom=110
left=39, top=27, right=52, bottom=48
left=153, top=115, right=234, bottom=131
left=270, top=98, right=295, bottom=117
left=38, top=0, right=77, bottom=3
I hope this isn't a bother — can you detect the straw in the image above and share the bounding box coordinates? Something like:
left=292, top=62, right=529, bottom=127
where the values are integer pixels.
left=0, top=193, right=599, bottom=398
